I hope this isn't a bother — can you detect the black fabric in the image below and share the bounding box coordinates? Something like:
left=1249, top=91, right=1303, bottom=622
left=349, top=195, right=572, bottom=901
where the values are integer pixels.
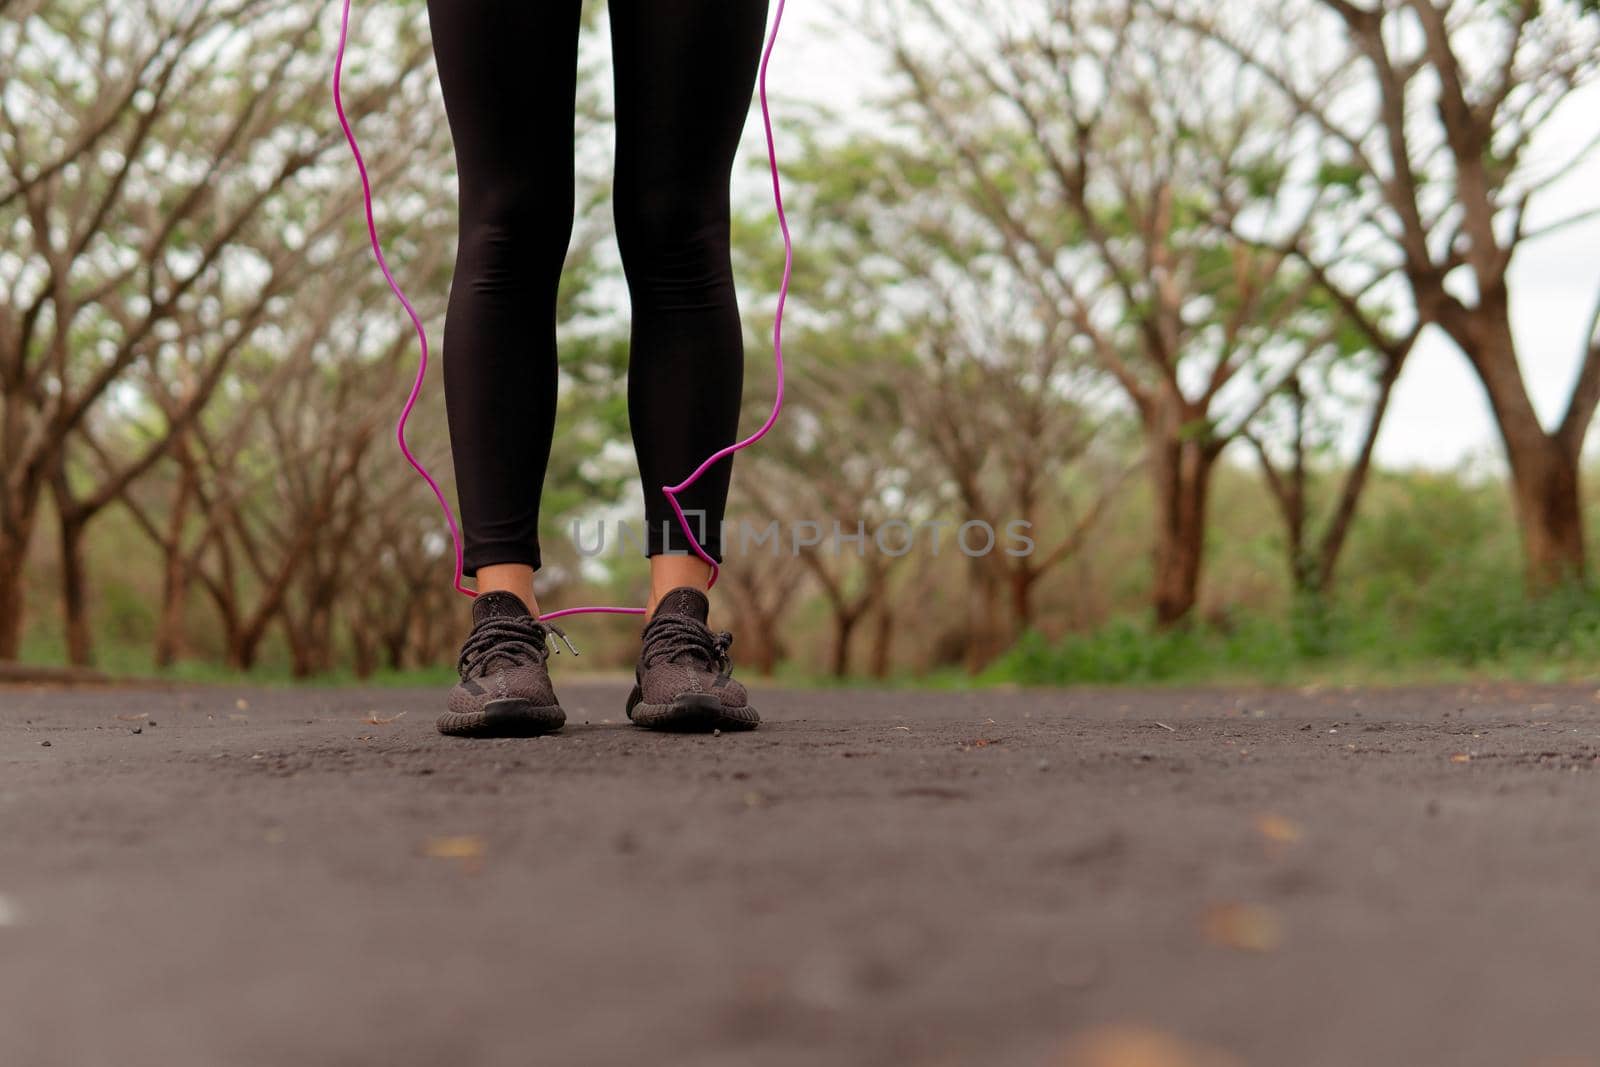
left=652, top=585, right=710, bottom=623
left=427, top=0, right=769, bottom=575
left=470, top=589, right=532, bottom=624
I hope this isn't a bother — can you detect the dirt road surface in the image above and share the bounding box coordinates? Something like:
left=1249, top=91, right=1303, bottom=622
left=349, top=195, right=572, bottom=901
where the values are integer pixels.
left=3, top=680, right=1599, bottom=1066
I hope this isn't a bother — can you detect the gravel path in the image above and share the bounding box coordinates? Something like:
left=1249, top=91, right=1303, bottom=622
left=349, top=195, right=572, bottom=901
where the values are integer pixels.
left=3, top=680, right=1599, bottom=1066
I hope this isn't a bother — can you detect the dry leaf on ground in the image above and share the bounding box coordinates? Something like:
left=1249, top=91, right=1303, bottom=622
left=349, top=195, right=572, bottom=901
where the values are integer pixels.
left=1059, top=1024, right=1241, bottom=1067
left=1201, top=902, right=1283, bottom=953
left=1255, top=813, right=1302, bottom=845
left=424, top=836, right=486, bottom=860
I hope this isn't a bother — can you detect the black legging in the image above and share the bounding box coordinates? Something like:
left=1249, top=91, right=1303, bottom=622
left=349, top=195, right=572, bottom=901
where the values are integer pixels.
left=426, top=0, right=769, bottom=575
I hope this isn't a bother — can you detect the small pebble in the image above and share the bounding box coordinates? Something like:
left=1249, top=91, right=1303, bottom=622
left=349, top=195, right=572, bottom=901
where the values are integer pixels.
left=1037, top=760, right=1051, bottom=772
left=130, top=727, right=142, bottom=735
left=39, top=740, right=51, bottom=748
left=713, top=729, right=722, bottom=737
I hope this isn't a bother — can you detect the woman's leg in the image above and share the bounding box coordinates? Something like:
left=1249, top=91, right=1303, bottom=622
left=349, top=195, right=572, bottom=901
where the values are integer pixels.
left=427, top=0, right=585, bottom=613
left=608, top=0, right=771, bottom=615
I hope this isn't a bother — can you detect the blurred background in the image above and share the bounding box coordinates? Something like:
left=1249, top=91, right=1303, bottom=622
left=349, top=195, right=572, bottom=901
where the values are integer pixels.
left=1, top=0, right=1597, bottom=687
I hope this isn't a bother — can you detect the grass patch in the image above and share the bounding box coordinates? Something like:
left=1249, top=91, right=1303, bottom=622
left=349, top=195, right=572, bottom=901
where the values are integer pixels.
left=983, top=579, right=1600, bottom=689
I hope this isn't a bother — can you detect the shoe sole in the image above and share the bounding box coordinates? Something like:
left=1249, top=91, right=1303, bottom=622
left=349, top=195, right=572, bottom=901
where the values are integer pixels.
left=627, top=690, right=760, bottom=733
left=436, top=698, right=565, bottom=738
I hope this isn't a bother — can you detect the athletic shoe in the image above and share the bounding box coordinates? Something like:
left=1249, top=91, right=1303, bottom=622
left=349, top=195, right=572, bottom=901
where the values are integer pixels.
left=626, top=586, right=760, bottom=732
left=437, top=590, right=572, bottom=738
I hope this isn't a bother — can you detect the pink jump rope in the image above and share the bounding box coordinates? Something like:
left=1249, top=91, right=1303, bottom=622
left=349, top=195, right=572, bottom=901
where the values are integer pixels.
left=333, top=0, right=792, bottom=622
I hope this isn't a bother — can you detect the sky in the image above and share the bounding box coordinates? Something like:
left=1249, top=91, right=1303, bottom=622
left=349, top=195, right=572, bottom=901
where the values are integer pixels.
left=743, top=2, right=1600, bottom=474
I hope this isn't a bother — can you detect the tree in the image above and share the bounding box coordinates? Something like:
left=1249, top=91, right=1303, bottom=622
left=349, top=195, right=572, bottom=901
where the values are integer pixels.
left=1245, top=357, right=1405, bottom=605
left=735, top=372, right=917, bottom=678
left=0, top=0, right=436, bottom=659
left=1162, top=0, right=1600, bottom=589
left=854, top=0, right=1372, bottom=626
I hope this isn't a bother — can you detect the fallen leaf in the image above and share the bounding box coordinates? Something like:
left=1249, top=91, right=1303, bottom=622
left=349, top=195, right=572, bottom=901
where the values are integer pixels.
left=235, top=698, right=249, bottom=710
left=1450, top=753, right=1472, bottom=764
left=115, top=713, right=148, bottom=722
left=1059, top=1024, right=1242, bottom=1067
left=361, top=711, right=407, bottom=725
left=1255, top=814, right=1302, bottom=845
left=1201, top=902, right=1283, bottom=953
left=424, top=836, right=486, bottom=860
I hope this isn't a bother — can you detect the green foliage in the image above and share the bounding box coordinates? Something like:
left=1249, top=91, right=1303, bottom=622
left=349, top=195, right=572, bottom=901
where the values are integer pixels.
left=1415, top=575, right=1600, bottom=665
left=987, top=578, right=1600, bottom=688
left=1315, top=161, right=1366, bottom=191
left=988, top=616, right=1303, bottom=686
left=980, top=459, right=1600, bottom=688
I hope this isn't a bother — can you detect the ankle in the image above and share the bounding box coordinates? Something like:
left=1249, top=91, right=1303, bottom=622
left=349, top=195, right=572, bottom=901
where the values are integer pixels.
left=476, top=563, right=539, bottom=617
left=647, top=557, right=713, bottom=618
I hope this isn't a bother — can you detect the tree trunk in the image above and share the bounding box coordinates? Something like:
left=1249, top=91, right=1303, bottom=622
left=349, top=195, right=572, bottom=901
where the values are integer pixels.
left=830, top=610, right=860, bottom=678
left=418, top=604, right=454, bottom=668
left=745, top=605, right=781, bottom=677
left=352, top=625, right=377, bottom=679
left=58, top=512, right=94, bottom=667
left=1009, top=562, right=1035, bottom=634
left=0, top=482, right=43, bottom=660
left=287, top=624, right=313, bottom=679
left=382, top=627, right=408, bottom=671
left=1506, top=437, right=1585, bottom=589
left=154, top=551, right=189, bottom=669
left=1148, top=416, right=1216, bottom=629
left=869, top=601, right=893, bottom=680
left=309, top=602, right=335, bottom=676
left=227, top=626, right=263, bottom=672
left=154, top=451, right=198, bottom=669
left=0, top=532, right=31, bottom=661
left=964, top=559, right=1004, bottom=674
left=285, top=600, right=336, bottom=679
left=1444, top=296, right=1587, bottom=589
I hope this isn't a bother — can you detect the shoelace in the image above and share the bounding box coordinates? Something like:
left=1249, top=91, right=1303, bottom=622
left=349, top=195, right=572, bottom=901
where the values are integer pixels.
left=458, top=616, right=579, bottom=679
left=641, top=614, right=735, bottom=677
